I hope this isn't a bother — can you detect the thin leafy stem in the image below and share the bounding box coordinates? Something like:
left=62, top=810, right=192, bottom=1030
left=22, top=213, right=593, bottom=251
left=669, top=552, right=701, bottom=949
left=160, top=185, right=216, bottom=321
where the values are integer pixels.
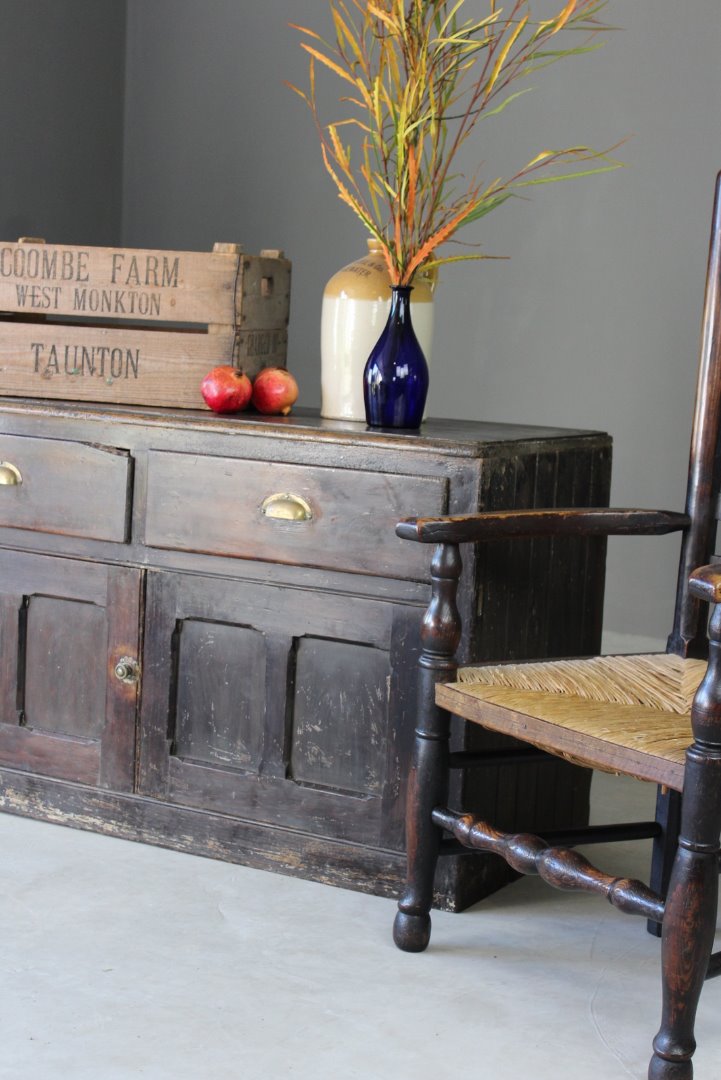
left=290, top=0, right=619, bottom=284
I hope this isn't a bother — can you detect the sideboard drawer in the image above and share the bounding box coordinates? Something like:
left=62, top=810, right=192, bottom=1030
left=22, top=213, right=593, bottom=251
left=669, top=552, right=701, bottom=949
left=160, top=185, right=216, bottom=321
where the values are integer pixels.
left=144, top=450, right=448, bottom=580
left=0, top=434, right=132, bottom=542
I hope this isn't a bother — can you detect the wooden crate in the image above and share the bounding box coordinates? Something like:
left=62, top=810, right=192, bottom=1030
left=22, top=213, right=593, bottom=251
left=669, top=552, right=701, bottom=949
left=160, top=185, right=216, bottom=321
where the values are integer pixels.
left=0, top=239, right=291, bottom=409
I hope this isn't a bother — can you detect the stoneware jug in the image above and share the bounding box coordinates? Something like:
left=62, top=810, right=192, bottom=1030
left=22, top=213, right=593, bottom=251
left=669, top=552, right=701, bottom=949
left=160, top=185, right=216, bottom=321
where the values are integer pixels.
left=320, top=238, right=435, bottom=421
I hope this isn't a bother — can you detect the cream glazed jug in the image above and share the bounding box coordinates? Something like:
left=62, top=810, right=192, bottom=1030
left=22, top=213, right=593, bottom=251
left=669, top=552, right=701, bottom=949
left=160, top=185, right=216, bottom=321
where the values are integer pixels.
left=320, top=238, right=435, bottom=421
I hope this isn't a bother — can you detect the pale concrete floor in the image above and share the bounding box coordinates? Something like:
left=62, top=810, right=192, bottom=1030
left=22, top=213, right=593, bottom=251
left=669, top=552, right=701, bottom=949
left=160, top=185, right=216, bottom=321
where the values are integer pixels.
left=1, top=774, right=720, bottom=1080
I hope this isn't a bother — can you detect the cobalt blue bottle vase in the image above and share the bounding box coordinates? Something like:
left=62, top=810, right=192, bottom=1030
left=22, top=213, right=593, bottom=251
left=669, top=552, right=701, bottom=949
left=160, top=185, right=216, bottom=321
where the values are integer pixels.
left=363, top=285, right=429, bottom=429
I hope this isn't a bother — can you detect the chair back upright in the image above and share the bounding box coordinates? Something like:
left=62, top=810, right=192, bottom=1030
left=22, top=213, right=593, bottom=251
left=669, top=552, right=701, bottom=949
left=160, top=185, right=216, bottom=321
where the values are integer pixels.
left=668, top=171, right=721, bottom=659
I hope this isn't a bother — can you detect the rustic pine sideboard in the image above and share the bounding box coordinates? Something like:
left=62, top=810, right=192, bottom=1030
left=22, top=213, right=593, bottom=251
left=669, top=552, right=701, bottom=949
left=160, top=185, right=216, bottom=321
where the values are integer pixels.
left=0, top=400, right=611, bottom=910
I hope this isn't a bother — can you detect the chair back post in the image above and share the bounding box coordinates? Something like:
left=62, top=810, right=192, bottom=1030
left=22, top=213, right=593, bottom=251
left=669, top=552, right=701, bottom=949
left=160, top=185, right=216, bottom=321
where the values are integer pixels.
left=668, top=171, right=721, bottom=658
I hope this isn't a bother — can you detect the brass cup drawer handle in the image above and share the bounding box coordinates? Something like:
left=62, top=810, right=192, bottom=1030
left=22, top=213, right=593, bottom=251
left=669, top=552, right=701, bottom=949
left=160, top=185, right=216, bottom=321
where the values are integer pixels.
left=0, top=462, right=22, bottom=486
left=261, top=493, right=313, bottom=522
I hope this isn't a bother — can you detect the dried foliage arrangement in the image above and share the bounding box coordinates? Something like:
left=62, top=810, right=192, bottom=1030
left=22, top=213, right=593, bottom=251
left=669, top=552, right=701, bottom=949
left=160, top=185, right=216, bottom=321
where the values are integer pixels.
left=290, top=0, right=620, bottom=285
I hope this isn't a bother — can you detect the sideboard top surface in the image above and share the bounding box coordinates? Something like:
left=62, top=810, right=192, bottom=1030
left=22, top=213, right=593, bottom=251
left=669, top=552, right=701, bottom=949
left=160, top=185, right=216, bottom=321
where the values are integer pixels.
left=0, top=398, right=609, bottom=459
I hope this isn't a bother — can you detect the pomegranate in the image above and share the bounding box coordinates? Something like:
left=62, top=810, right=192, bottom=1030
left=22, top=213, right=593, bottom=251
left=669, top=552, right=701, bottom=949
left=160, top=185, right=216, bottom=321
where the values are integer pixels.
left=200, top=366, right=253, bottom=414
left=251, top=367, right=299, bottom=415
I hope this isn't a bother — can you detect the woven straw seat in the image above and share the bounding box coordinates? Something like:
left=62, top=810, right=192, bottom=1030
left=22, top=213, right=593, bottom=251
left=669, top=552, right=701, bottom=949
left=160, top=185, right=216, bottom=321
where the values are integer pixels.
left=436, top=655, right=707, bottom=792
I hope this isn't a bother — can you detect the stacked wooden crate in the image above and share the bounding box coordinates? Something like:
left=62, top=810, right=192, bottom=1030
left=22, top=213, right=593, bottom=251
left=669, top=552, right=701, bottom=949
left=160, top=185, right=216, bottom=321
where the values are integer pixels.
left=0, top=239, right=291, bottom=409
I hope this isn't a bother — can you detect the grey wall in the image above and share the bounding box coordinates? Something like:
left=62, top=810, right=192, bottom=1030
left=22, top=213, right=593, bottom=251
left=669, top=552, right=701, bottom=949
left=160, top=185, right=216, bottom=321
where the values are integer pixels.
left=0, top=0, right=126, bottom=243
left=438, top=1, right=721, bottom=648
left=122, top=0, right=342, bottom=359
left=5, top=0, right=716, bottom=646
left=122, top=0, right=721, bottom=645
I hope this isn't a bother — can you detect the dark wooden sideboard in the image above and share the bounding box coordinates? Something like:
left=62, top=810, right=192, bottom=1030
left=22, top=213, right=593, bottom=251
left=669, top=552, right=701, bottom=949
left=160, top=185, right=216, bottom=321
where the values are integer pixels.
left=0, top=400, right=611, bottom=910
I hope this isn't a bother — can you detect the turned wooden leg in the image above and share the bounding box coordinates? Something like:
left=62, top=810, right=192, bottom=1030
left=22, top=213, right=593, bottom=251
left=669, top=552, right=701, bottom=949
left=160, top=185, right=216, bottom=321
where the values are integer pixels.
left=648, top=756, right=721, bottom=1078
left=649, top=604, right=721, bottom=1079
left=393, top=543, right=462, bottom=953
left=392, top=686, right=451, bottom=952
left=648, top=786, right=682, bottom=937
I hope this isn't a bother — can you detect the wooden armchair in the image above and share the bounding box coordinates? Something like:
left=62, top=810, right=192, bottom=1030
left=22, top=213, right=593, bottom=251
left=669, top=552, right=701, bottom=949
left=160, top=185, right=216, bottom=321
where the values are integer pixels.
left=393, top=174, right=721, bottom=1080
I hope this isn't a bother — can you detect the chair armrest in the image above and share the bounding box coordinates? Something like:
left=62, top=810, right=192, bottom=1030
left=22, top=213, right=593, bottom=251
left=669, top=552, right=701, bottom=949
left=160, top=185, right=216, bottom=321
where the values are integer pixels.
left=396, top=507, right=690, bottom=544
left=689, top=564, right=721, bottom=604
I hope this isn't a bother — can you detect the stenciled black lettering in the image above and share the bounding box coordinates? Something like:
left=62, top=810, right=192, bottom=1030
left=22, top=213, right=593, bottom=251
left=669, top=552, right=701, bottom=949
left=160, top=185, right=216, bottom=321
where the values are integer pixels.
left=81, top=346, right=96, bottom=376
left=110, top=348, right=124, bottom=378
left=46, top=345, right=60, bottom=374
left=146, top=255, right=159, bottom=286
left=25, top=249, right=39, bottom=278
left=64, top=345, right=80, bottom=375
left=30, top=340, right=141, bottom=380
left=0, top=248, right=13, bottom=277
left=161, top=257, right=180, bottom=288
left=111, top=253, right=124, bottom=285
left=125, top=256, right=141, bottom=287
left=96, top=346, right=109, bottom=375
left=42, top=249, right=57, bottom=279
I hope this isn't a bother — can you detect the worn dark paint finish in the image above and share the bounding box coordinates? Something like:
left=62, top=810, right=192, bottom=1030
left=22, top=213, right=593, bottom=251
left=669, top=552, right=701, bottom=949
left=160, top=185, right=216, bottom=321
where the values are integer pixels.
left=434, top=439, right=608, bottom=908
left=290, top=637, right=389, bottom=797
left=668, top=181, right=721, bottom=660
left=0, top=433, right=132, bottom=542
left=650, top=601, right=721, bottom=1078
left=393, top=543, right=462, bottom=951
left=379, top=604, right=423, bottom=852
left=144, top=449, right=449, bottom=581
left=397, top=507, right=689, bottom=544
left=0, top=396, right=609, bottom=908
left=259, top=633, right=295, bottom=782
left=649, top=787, right=683, bottom=937
left=0, top=594, right=22, bottom=725
left=24, top=595, right=107, bottom=739
left=0, top=550, right=139, bottom=789
left=100, top=564, right=143, bottom=791
left=173, top=619, right=266, bottom=771
left=0, top=766, right=408, bottom=897
left=432, top=806, right=665, bottom=922
left=137, top=569, right=398, bottom=845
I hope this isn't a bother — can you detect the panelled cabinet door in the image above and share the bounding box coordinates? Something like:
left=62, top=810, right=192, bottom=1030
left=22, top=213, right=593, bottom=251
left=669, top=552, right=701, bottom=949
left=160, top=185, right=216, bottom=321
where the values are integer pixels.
left=138, top=571, right=417, bottom=849
left=0, top=550, right=142, bottom=789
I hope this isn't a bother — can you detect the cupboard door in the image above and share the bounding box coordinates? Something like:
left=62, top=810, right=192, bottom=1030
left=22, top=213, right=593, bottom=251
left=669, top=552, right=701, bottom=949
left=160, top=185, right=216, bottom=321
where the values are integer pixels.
left=138, top=571, right=414, bottom=848
left=0, top=550, right=142, bottom=788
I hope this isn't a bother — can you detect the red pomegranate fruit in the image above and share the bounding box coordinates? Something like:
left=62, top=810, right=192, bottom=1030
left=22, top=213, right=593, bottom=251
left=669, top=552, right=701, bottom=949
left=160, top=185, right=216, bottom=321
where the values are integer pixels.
left=200, top=366, right=253, bottom=414
left=251, top=367, right=299, bottom=415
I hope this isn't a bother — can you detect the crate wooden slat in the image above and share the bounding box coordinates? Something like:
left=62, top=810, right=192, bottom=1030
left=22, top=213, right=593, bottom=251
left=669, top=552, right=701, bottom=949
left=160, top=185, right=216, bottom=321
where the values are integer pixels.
left=0, top=322, right=240, bottom=409
left=0, top=240, right=291, bottom=408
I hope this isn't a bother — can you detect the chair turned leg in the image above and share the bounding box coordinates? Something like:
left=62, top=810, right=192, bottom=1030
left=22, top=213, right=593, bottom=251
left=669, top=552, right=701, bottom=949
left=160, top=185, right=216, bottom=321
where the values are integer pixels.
left=393, top=542, right=462, bottom=954
left=648, top=831, right=719, bottom=1079
left=648, top=786, right=682, bottom=937
left=392, top=700, right=451, bottom=953
left=649, top=602, right=721, bottom=1079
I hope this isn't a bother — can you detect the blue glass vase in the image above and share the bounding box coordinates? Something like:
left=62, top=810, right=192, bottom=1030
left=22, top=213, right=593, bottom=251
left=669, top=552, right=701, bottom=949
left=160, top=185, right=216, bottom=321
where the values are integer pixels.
left=363, top=285, right=429, bottom=429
